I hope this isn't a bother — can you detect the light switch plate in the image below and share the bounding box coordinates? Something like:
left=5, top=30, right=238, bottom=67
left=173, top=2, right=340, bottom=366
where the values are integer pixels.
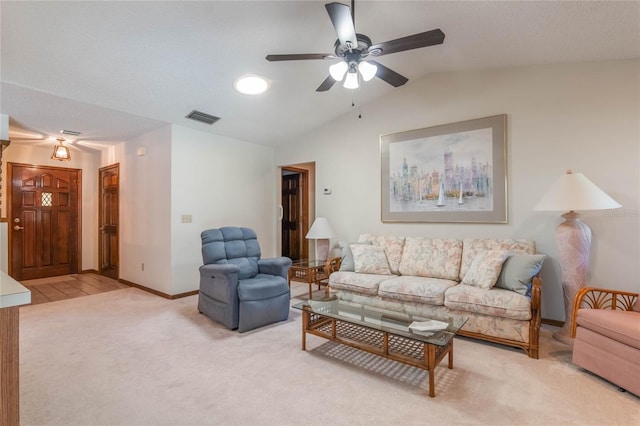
left=181, top=214, right=192, bottom=223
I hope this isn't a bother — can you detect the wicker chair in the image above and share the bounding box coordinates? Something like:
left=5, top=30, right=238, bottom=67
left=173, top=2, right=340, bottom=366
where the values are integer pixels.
left=570, top=287, right=639, bottom=396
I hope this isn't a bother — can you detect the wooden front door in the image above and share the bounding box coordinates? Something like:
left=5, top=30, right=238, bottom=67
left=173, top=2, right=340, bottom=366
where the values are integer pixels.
left=99, top=164, right=119, bottom=279
left=8, top=163, right=81, bottom=280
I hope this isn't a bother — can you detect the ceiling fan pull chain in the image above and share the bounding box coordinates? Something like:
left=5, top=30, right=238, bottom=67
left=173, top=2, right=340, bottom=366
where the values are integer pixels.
left=350, top=90, right=363, bottom=119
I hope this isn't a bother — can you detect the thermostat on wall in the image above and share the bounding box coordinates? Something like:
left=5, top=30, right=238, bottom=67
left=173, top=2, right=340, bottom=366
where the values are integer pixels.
left=323, top=188, right=331, bottom=195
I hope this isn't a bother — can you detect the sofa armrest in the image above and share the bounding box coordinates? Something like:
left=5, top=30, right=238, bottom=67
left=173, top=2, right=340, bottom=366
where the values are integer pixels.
left=325, top=256, right=342, bottom=274
left=258, top=257, right=292, bottom=279
left=570, top=287, right=639, bottom=337
left=526, top=274, right=542, bottom=359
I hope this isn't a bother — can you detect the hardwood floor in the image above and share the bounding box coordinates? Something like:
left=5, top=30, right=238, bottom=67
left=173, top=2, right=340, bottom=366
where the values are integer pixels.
left=20, top=273, right=129, bottom=305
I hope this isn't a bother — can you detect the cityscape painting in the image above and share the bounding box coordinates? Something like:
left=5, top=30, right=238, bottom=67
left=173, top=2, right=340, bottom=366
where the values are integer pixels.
left=380, top=115, right=507, bottom=223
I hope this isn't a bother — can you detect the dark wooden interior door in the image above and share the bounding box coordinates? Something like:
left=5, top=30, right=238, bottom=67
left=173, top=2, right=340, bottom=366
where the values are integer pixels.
left=99, top=164, right=119, bottom=280
left=282, top=173, right=300, bottom=261
left=281, top=168, right=308, bottom=261
left=9, top=163, right=80, bottom=280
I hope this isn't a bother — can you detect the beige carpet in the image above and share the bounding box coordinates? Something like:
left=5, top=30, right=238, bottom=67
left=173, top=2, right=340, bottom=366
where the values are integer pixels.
left=19, top=283, right=638, bottom=426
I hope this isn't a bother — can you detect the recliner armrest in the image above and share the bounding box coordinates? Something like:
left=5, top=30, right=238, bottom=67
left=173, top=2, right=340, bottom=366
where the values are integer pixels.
left=199, top=263, right=240, bottom=278
left=199, top=264, right=241, bottom=302
left=258, top=257, right=292, bottom=279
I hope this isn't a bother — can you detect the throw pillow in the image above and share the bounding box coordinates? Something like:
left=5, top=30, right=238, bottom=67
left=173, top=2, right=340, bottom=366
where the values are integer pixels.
left=351, top=244, right=392, bottom=275
left=494, top=254, right=546, bottom=295
left=461, top=249, right=510, bottom=289
left=338, top=241, right=372, bottom=271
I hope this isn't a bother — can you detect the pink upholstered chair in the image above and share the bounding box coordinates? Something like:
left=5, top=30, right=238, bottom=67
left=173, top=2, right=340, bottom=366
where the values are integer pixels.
left=570, top=287, right=640, bottom=396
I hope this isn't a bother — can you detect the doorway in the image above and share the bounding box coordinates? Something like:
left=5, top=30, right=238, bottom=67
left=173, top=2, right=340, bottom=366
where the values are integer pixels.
left=281, top=167, right=309, bottom=261
left=99, top=164, right=119, bottom=280
left=8, top=162, right=81, bottom=280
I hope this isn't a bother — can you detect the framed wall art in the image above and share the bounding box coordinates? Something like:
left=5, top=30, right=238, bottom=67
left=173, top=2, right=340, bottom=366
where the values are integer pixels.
left=380, top=114, right=507, bottom=223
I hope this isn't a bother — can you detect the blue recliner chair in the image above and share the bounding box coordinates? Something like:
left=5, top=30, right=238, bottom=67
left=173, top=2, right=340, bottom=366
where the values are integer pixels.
left=198, top=227, right=292, bottom=332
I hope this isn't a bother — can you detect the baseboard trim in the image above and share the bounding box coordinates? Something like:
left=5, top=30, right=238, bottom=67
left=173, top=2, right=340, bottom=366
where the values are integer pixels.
left=542, top=318, right=564, bottom=327
left=81, top=269, right=100, bottom=274
left=118, top=278, right=198, bottom=300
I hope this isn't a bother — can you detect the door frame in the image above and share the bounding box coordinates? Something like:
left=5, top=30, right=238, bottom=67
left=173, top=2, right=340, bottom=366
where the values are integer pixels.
left=280, top=165, right=312, bottom=260
left=98, top=163, right=119, bottom=279
left=7, top=162, right=82, bottom=279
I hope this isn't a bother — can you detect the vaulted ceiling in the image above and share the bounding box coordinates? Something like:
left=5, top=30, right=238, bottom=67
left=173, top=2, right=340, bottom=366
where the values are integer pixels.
left=2, top=1, right=639, bottom=150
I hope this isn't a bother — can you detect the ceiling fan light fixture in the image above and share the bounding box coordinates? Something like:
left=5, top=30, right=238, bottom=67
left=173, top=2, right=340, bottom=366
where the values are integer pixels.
left=358, top=61, right=377, bottom=81
left=233, top=74, right=270, bottom=95
left=329, top=61, right=348, bottom=81
left=51, top=137, right=71, bottom=161
left=343, top=71, right=359, bottom=89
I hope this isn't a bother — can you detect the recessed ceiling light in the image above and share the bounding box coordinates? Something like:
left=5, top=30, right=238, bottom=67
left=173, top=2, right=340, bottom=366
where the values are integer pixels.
left=233, top=74, right=270, bottom=95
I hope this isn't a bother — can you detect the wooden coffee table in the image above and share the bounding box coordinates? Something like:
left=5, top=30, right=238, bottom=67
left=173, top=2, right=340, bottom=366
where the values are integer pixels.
left=293, top=298, right=467, bottom=397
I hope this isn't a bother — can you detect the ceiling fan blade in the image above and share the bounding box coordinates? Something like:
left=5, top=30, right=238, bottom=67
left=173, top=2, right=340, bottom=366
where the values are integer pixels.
left=369, top=29, right=445, bottom=57
left=368, top=60, right=408, bottom=87
left=325, top=2, right=357, bottom=48
left=266, top=53, right=336, bottom=61
left=316, top=76, right=337, bottom=92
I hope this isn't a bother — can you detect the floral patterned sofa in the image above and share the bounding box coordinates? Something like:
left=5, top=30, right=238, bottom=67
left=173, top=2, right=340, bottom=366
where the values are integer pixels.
left=328, top=235, right=545, bottom=358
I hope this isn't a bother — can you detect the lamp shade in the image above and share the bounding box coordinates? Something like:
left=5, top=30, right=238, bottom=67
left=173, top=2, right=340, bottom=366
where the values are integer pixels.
left=343, top=71, right=359, bottom=89
left=358, top=61, right=377, bottom=81
left=329, top=61, right=348, bottom=81
left=305, top=217, right=336, bottom=239
left=534, top=170, right=621, bottom=212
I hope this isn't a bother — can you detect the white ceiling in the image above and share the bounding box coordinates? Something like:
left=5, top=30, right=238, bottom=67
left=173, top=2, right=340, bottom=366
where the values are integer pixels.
left=1, top=1, right=639, bottom=150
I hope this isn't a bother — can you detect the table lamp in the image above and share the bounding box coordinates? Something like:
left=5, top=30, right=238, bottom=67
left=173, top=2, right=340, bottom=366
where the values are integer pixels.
left=305, top=217, right=336, bottom=262
left=534, top=170, right=621, bottom=344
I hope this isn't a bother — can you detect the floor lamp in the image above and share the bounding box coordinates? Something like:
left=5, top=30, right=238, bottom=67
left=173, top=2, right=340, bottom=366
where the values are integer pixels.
left=305, top=217, right=336, bottom=262
left=534, top=170, right=621, bottom=345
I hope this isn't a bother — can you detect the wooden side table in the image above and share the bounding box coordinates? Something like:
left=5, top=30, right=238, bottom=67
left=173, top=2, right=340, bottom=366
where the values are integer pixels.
left=289, top=260, right=329, bottom=299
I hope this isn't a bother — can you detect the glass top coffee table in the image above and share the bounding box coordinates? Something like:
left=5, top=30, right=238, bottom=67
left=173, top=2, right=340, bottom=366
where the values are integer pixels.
left=293, top=298, right=467, bottom=397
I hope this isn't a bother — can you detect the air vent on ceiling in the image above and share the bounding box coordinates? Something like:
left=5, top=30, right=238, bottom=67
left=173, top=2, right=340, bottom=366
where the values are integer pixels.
left=185, top=110, right=220, bottom=125
left=60, top=129, right=82, bottom=136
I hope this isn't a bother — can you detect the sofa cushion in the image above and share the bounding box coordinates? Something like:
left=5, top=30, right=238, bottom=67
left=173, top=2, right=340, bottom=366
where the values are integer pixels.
left=328, top=271, right=390, bottom=296
left=494, top=254, right=546, bottom=295
left=398, top=237, right=462, bottom=280
left=338, top=241, right=372, bottom=272
left=358, top=234, right=405, bottom=275
left=459, top=239, right=536, bottom=281
left=576, top=309, right=640, bottom=350
left=444, top=284, right=532, bottom=320
left=352, top=245, right=392, bottom=275
left=461, top=249, right=510, bottom=289
left=378, top=276, right=457, bottom=306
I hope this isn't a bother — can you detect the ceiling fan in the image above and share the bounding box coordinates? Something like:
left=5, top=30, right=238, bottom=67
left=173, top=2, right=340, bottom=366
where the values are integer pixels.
left=265, top=0, right=445, bottom=92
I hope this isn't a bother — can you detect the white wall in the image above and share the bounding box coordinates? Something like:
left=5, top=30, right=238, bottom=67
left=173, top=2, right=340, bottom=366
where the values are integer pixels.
left=274, top=59, right=640, bottom=322
left=117, top=125, right=173, bottom=294
left=170, top=125, right=276, bottom=295
left=0, top=142, right=100, bottom=273
left=0, top=121, right=277, bottom=296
